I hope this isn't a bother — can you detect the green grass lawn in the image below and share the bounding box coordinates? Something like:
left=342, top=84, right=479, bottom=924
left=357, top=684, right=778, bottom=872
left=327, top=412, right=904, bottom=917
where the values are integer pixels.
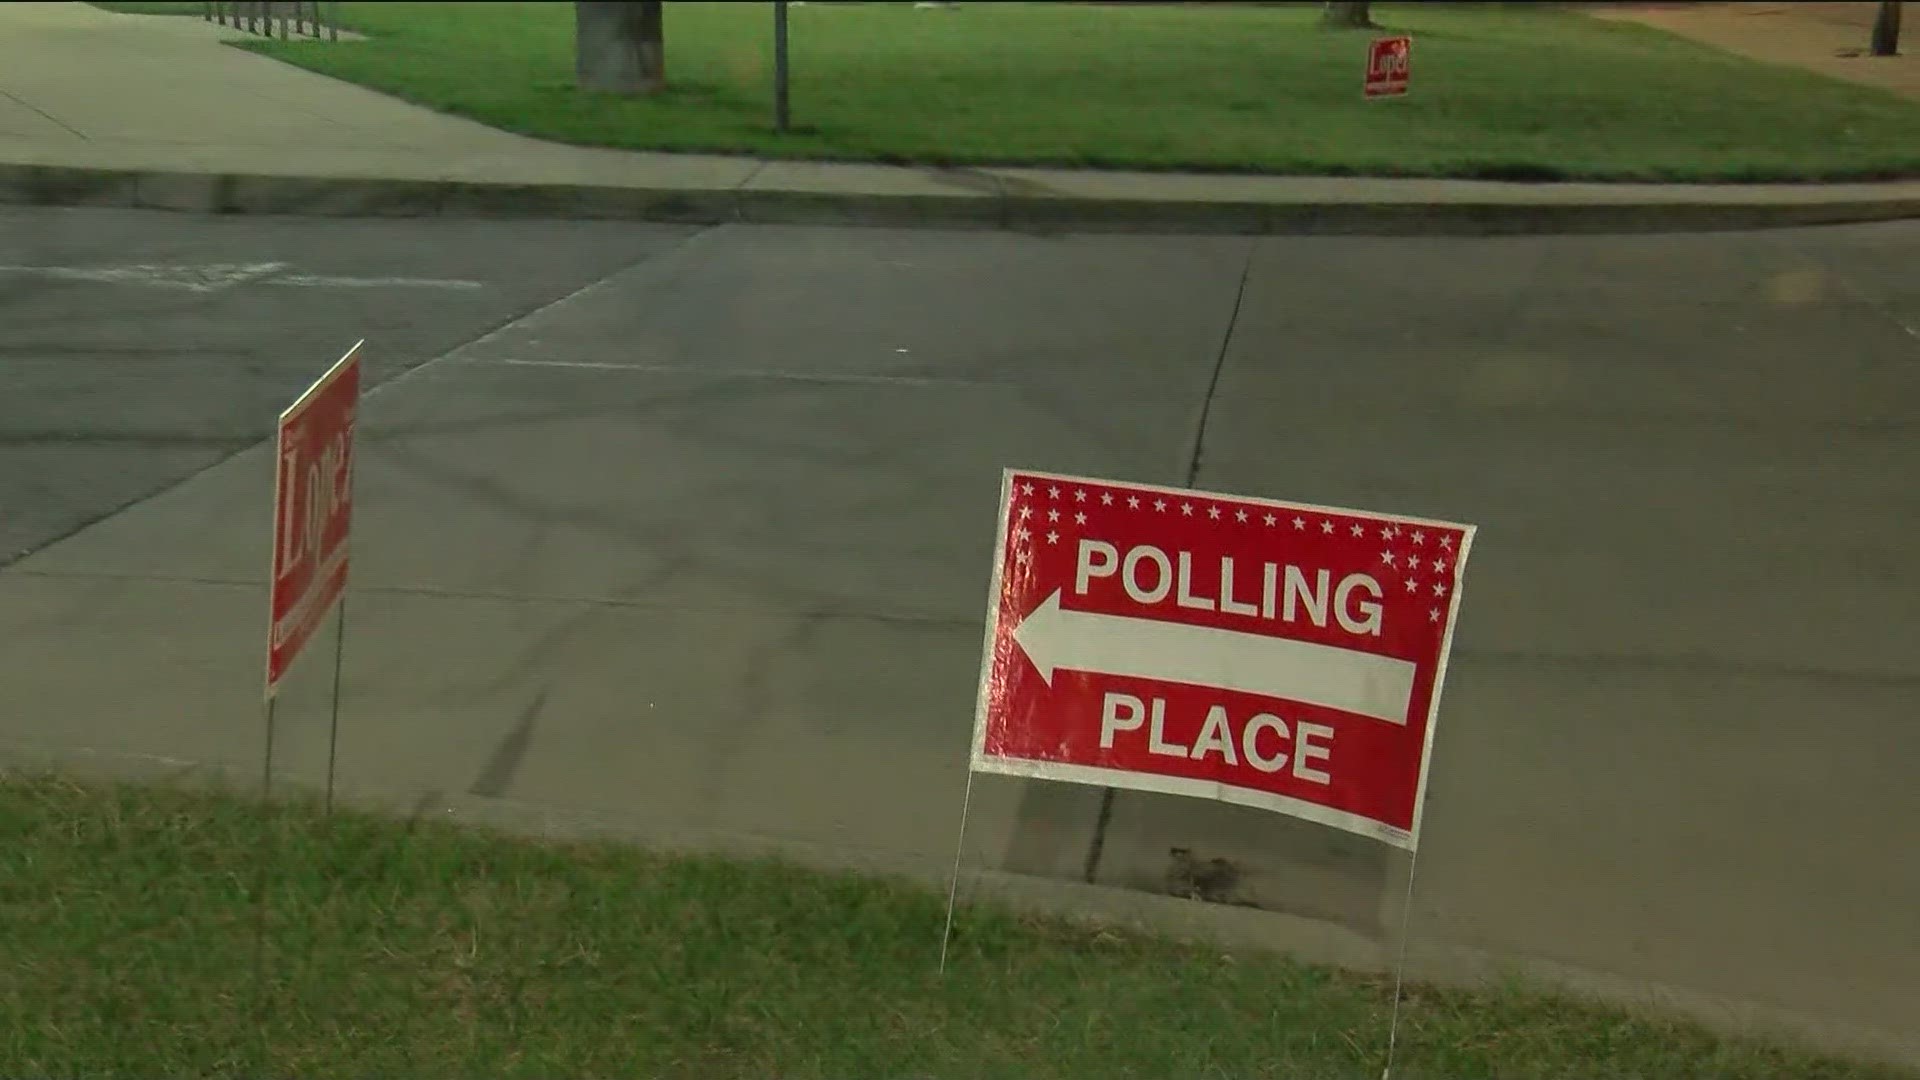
left=3, top=772, right=1913, bottom=1079
left=98, top=1, right=1920, bottom=181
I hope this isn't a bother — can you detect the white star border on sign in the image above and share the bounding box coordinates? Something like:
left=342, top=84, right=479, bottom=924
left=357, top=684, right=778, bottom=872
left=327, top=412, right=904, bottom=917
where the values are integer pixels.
left=1010, top=482, right=1464, bottom=628
left=1347, top=520, right=1466, bottom=633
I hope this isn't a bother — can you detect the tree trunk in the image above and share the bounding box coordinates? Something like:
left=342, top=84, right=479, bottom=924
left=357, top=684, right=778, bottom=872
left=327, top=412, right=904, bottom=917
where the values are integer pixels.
left=1871, top=0, right=1903, bottom=57
left=1322, top=1, right=1375, bottom=29
left=575, top=1, right=665, bottom=95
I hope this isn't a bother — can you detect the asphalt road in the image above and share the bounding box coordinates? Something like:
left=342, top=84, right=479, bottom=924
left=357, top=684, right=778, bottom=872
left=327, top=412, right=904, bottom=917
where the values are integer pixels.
left=1, top=207, right=1915, bottom=1065
left=0, top=206, right=694, bottom=562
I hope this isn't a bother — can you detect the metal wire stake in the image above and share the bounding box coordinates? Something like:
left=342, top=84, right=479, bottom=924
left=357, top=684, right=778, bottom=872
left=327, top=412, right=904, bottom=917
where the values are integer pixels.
left=249, top=694, right=280, bottom=1017
left=1380, top=843, right=1423, bottom=1080
left=323, top=593, right=348, bottom=816
left=937, top=768, right=977, bottom=974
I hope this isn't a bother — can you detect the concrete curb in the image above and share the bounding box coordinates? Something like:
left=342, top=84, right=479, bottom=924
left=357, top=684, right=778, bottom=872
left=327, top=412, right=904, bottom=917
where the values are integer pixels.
left=4, top=162, right=1917, bottom=235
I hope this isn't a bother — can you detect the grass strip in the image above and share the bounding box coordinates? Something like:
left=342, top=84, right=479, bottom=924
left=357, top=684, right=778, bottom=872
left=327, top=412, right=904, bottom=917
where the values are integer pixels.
left=2, top=770, right=1910, bottom=1078
left=94, top=2, right=1920, bottom=181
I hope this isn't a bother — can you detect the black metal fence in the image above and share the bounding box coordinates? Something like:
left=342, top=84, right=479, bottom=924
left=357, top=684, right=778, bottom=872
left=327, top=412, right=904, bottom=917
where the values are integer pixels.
left=205, top=1, right=339, bottom=42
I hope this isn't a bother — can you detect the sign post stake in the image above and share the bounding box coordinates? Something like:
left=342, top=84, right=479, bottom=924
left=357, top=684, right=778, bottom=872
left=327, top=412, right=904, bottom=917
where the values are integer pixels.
left=249, top=693, right=279, bottom=1018
left=1379, top=845, right=1422, bottom=1079
left=322, top=593, right=348, bottom=816
left=937, top=769, right=978, bottom=974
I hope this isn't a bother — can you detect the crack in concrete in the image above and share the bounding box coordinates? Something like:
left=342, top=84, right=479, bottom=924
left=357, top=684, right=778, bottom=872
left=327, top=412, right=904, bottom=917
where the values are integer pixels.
left=1079, top=237, right=1259, bottom=887
left=469, top=686, right=547, bottom=799
left=0, top=85, right=88, bottom=141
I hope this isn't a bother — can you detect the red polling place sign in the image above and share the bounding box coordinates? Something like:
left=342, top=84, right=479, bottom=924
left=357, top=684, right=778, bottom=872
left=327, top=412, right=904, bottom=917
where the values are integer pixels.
left=972, top=471, right=1474, bottom=850
left=265, top=342, right=362, bottom=698
left=1365, top=34, right=1412, bottom=98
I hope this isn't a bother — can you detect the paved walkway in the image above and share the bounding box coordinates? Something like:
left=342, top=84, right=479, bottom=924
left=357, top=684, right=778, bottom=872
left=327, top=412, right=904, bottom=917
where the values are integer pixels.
left=1595, top=3, right=1918, bottom=101
left=0, top=1, right=1914, bottom=234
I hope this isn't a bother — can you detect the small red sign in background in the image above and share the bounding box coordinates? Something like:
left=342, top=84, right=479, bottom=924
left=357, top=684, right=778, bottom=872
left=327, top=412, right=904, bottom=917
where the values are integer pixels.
left=1366, top=35, right=1412, bottom=98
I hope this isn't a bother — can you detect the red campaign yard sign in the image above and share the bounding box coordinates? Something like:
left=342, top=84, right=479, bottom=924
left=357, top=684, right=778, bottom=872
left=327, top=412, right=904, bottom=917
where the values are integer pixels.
left=972, top=471, right=1474, bottom=850
left=1365, top=35, right=1412, bottom=98
left=265, top=341, right=362, bottom=698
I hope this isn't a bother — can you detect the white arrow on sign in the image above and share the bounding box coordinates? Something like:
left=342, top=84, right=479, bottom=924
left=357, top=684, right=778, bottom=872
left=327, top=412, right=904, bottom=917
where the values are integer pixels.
left=1011, top=589, right=1416, bottom=725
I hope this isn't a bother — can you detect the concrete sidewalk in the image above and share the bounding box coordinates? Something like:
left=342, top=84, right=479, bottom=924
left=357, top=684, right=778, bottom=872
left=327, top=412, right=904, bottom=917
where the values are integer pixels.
left=1, top=1, right=1916, bottom=234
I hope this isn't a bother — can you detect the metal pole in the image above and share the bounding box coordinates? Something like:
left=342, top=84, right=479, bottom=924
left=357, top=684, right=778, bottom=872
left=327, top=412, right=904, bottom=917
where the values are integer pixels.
left=323, top=595, right=348, bottom=816
left=773, top=1, right=791, bottom=134
left=936, top=768, right=977, bottom=974
left=1379, top=844, right=1424, bottom=1080
left=249, top=694, right=279, bottom=1017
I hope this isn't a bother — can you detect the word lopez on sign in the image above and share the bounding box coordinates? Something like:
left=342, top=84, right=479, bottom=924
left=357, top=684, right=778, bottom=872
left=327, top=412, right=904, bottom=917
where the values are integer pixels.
left=275, top=430, right=352, bottom=574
